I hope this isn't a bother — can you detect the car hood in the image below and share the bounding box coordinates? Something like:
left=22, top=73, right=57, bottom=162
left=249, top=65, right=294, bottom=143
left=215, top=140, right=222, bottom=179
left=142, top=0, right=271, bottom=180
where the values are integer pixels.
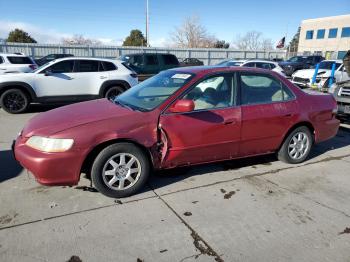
left=293, top=69, right=330, bottom=79
left=0, top=72, right=35, bottom=81
left=22, top=99, right=138, bottom=137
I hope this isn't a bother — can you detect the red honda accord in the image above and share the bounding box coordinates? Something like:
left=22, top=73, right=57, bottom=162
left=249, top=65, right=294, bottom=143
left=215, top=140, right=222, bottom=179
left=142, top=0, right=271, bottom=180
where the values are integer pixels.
left=14, top=66, right=339, bottom=198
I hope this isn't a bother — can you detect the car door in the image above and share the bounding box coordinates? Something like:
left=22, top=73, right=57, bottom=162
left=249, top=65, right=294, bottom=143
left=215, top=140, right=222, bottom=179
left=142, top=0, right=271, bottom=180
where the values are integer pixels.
left=239, top=72, right=298, bottom=156
left=72, top=59, right=109, bottom=95
left=159, top=73, right=241, bottom=168
left=33, top=60, right=76, bottom=97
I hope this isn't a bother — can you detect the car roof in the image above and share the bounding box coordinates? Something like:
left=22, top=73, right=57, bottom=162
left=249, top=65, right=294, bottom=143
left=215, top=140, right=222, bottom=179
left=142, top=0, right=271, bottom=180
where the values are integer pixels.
left=169, top=65, right=274, bottom=75
left=52, top=57, right=120, bottom=63
left=243, top=59, right=278, bottom=64
left=322, top=59, right=343, bottom=63
left=121, top=53, right=176, bottom=56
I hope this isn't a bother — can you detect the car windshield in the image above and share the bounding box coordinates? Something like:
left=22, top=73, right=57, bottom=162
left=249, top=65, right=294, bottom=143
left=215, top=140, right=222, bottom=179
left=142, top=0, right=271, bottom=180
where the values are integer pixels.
left=288, top=56, right=307, bottom=62
left=318, top=61, right=342, bottom=70
left=115, top=70, right=194, bottom=111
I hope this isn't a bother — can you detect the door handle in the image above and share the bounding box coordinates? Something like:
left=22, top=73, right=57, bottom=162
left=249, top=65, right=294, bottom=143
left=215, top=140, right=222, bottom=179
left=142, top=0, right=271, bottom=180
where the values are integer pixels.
left=283, top=113, right=293, bottom=117
left=223, top=118, right=236, bottom=125
left=100, top=76, right=108, bottom=79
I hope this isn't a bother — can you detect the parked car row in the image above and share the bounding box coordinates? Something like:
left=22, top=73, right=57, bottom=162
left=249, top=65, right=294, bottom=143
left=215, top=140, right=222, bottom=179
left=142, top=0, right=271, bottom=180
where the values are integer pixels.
left=291, top=59, right=349, bottom=88
left=217, top=59, right=286, bottom=76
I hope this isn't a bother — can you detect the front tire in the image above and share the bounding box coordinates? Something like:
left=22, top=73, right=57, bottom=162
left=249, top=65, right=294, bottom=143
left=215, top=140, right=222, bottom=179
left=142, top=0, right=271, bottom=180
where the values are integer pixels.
left=104, top=86, right=124, bottom=101
left=91, top=143, right=150, bottom=198
left=278, top=126, right=313, bottom=164
left=0, top=89, right=29, bottom=114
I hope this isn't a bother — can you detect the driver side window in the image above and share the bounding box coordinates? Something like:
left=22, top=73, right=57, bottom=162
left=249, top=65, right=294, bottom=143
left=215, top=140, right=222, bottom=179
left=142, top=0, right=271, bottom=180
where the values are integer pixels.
left=44, top=60, right=74, bottom=73
left=183, top=74, right=237, bottom=111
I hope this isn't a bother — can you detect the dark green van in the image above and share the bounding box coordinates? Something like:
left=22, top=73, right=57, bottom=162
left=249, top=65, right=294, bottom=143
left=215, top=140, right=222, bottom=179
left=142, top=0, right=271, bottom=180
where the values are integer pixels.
left=120, top=53, right=180, bottom=81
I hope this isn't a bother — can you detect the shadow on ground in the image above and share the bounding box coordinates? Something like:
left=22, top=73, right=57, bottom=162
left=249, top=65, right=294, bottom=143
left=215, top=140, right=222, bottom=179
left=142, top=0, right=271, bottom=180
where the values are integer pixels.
left=26, top=104, right=68, bottom=114
left=0, top=150, right=23, bottom=183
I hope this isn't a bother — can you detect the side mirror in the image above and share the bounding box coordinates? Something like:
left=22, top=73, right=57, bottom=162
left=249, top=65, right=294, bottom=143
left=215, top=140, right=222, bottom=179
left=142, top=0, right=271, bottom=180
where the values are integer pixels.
left=44, top=69, right=52, bottom=76
left=168, top=99, right=195, bottom=113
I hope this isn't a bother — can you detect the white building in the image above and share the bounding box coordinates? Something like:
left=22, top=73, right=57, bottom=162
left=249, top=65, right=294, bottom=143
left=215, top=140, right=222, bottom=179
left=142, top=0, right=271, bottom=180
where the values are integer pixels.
left=298, top=14, right=350, bottom=59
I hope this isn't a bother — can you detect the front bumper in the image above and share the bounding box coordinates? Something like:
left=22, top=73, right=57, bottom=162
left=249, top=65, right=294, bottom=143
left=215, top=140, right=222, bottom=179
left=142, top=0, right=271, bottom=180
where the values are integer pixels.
left=13, top=135, right=82, bottom=186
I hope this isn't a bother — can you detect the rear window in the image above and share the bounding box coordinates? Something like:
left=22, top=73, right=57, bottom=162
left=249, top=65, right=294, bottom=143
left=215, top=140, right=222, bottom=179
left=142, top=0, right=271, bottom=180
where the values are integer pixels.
left=0, top=56, right=3, bottom=64
left=162, top=54, right=179, bottom=65
left=101, top=61, right=117, bottom=71
left=76, top=60, right=99, bottom=72
left=7, top=56, right=33, bottom=64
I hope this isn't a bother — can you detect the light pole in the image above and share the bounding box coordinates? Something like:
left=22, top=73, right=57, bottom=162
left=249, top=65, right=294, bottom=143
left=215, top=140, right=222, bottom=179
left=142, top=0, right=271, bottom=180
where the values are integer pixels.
left=146, top=0, right=149, bottom=47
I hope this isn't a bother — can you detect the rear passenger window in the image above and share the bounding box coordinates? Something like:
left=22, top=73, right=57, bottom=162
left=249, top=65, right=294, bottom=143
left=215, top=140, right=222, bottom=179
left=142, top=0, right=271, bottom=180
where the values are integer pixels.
left=256, top=63, right=271, bottom=70
left=162, top=55, right=179, bottom=65
left=77, top=60, right=99, bottom=72
left=145, top=55, right=158, bottom=66
left=101, top=61, right=117, bottom=71
left=7, top=56, right=32, bottom=64
left=244, top=62, right=255, bottom=67
left=240, top=74, right=294, bottom=105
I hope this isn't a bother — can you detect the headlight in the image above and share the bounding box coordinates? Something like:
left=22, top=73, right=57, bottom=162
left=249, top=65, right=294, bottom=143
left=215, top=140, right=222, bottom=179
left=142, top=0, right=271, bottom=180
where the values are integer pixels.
left=26, top=136, right=74, bottom=152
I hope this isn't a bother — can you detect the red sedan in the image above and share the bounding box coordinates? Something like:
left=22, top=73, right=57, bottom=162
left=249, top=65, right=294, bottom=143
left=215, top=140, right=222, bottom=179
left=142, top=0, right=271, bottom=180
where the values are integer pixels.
left=14, top=66, right=339, bottom=198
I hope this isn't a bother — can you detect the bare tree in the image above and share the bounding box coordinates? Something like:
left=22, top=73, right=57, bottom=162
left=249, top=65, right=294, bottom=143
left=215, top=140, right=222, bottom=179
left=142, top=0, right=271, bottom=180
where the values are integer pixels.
left=62, top=34, right=101, bottom=45
left=261, top=38, right=274, bottom=50
left=234, top=31, right=262, bottom=50
left=234, top=31, right=275, bottom=50
left=171, top=16, right=216, bottom=48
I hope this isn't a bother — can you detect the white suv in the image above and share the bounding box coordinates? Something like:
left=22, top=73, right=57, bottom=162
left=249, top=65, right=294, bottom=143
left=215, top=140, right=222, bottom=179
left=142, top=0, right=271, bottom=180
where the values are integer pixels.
left=0, top=57, right=138, bottom=113
left=0, top=53, right=37, bottom=74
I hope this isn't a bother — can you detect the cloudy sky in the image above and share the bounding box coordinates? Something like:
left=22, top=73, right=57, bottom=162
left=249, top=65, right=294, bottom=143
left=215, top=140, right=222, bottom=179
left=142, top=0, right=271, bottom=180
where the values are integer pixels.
left=0, top=0, right=349, bottom=46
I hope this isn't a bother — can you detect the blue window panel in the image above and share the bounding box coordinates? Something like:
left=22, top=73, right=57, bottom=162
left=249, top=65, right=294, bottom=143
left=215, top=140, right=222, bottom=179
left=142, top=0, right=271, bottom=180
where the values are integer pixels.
left=306, top=30, right=314, bottom=40
left=328, top=28, right=338, bottom=38
left=317, top=29, right=325, bottom=39
left=341, top=27, right=350, bottom=37
left=337, top=51, right=347, bottom=59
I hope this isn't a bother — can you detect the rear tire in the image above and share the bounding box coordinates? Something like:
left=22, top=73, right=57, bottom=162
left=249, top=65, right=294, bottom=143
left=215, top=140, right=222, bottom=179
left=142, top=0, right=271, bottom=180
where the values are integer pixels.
left=0, top=89, right=29, bottom=114
left=91, top=143, right=150, bottom=198
left=104, top=86, right=124, bottom=101
left=278, top=126, right=313, bottom=164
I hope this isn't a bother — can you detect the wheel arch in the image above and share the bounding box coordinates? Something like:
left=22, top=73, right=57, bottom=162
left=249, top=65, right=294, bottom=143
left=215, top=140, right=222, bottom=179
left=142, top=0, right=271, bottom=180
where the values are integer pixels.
left=80, top=138, right=155, bottom=178
left=99, top=80, right=131, bottom=97
left=0, top=82, right=37, bottom=101
left=279, top=121, right=315, bottom=150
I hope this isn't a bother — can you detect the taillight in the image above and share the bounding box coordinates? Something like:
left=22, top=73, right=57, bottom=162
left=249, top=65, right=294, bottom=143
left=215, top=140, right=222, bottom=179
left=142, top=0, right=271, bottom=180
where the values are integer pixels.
left=130, top=73, right=137, bottom=78
left=29, top=64, right=37, bottom=70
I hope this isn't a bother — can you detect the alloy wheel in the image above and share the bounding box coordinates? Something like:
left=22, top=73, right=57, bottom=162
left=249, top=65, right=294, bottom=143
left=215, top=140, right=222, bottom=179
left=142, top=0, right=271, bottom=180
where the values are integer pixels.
left=102, top=153, right=142, bottom=190
left=288, top=132, right=310, bottom=160
left=3, top=92, right=26, bottom=112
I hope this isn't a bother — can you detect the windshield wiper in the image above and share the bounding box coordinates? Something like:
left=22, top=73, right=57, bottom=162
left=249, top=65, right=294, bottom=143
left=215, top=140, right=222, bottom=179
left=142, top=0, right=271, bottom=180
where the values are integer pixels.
left=114, top=99, right=147, bottom=112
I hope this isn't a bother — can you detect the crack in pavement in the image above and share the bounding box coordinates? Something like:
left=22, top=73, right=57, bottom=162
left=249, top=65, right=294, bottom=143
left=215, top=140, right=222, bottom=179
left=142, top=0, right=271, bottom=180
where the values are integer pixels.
left=1, top=152, right=350, bottom=232
left=149, top=185, right=224, bottom=262
left=0, top=194, right=156, bottom=231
